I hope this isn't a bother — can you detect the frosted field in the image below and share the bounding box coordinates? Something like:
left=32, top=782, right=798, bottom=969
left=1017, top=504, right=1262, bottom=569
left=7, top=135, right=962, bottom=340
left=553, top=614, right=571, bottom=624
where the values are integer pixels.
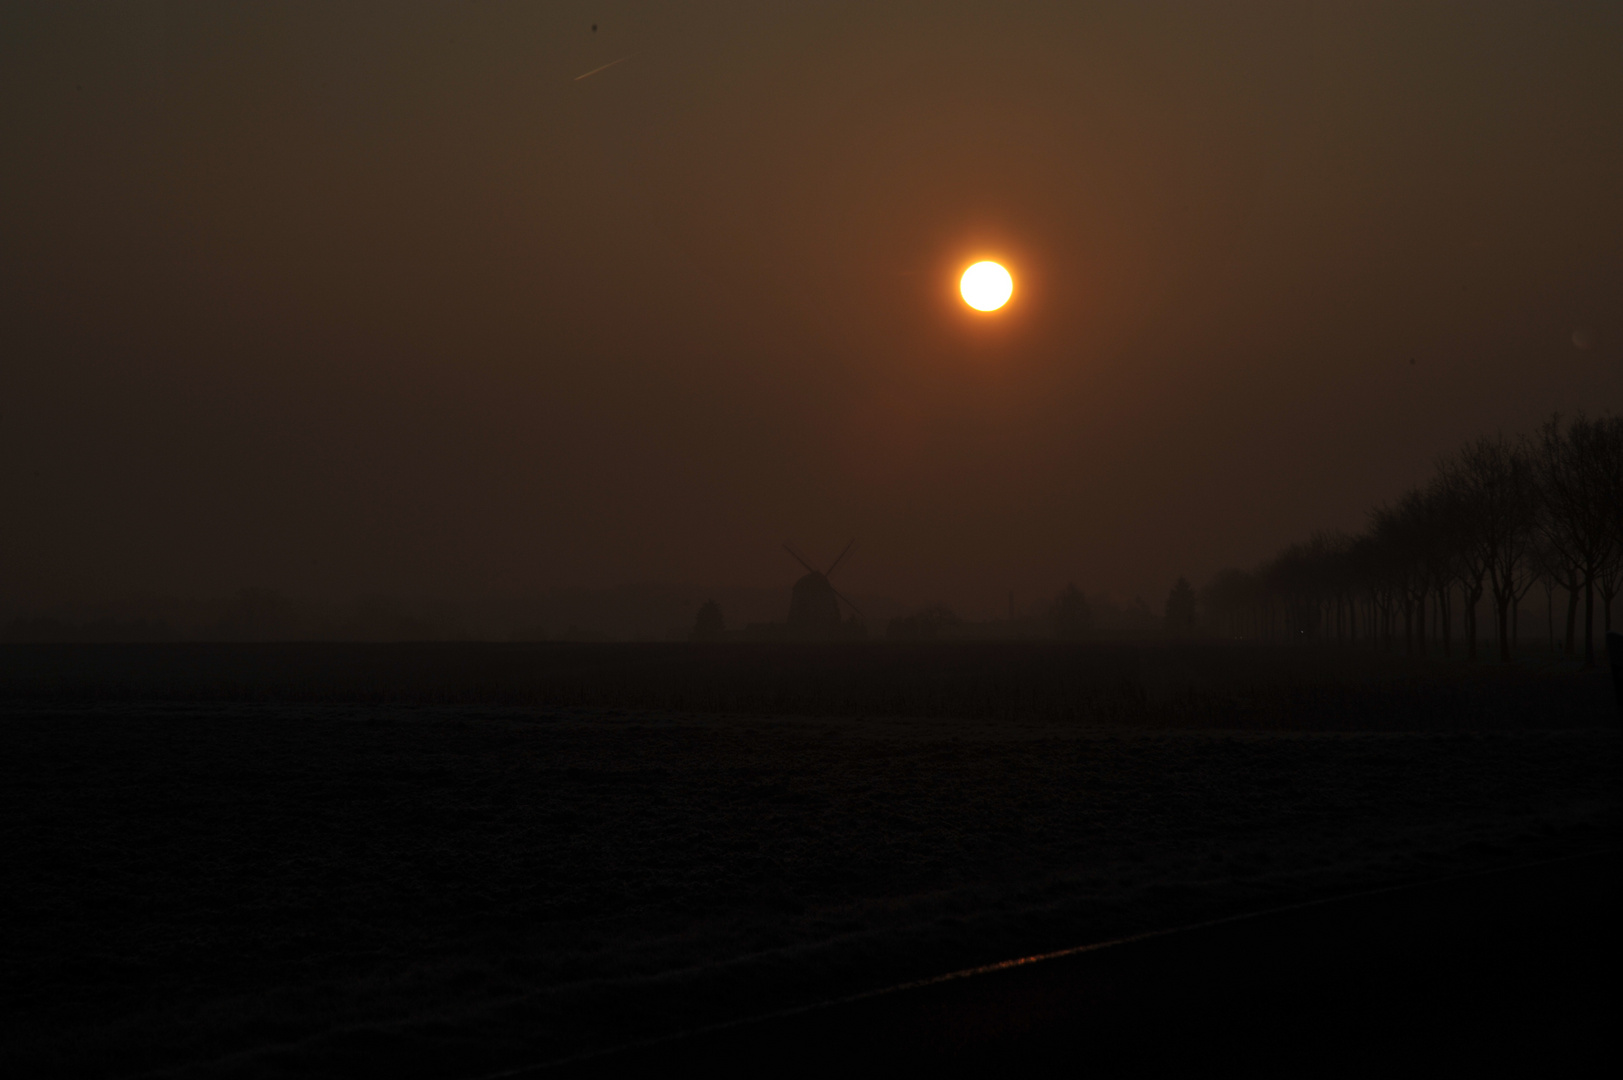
left=4, top=704, right=1617, bottom=1077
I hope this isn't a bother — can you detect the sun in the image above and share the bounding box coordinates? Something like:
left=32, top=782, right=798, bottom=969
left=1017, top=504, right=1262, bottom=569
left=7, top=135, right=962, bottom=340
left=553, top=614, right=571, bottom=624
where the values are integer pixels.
left=960, top=261, right=1013, bottom=311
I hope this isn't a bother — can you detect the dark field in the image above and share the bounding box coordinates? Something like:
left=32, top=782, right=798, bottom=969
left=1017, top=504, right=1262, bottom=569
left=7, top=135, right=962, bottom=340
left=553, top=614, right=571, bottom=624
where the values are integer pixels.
left=2, top=640, right=1616, bottom=729
left=2, top=644, right=1618, bottom=1077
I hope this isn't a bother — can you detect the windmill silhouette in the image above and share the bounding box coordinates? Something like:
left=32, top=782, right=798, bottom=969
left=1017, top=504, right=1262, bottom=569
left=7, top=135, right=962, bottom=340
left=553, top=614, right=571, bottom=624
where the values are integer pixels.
left=783, top=540, right=863, bottom=635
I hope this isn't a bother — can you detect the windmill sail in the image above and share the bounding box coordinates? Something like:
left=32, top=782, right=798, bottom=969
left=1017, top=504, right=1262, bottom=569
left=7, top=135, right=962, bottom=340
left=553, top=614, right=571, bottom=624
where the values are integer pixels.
left=783, top=540, right=862, bottom=637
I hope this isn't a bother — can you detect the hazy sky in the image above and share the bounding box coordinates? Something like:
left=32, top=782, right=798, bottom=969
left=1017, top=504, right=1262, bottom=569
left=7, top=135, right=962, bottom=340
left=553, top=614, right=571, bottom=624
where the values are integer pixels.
left=3, top=1, right=1619, bottom=615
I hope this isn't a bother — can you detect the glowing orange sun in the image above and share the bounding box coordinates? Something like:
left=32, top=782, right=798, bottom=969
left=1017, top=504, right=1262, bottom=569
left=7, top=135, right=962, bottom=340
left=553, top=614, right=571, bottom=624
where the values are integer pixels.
left=960, top=261, right=1013, bottom=311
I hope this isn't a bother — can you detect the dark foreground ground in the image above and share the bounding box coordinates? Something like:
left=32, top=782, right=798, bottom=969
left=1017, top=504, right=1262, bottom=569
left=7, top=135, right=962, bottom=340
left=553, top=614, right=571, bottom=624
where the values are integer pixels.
left=1, top=644, right=1618, bottom=1076
left=584, top=850, right=1620, bottom=1077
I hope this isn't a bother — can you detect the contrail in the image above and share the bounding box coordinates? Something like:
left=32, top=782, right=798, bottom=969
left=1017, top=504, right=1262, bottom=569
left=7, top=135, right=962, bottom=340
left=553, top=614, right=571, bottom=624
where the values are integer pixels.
left=574, top=56, right=629, bottom=81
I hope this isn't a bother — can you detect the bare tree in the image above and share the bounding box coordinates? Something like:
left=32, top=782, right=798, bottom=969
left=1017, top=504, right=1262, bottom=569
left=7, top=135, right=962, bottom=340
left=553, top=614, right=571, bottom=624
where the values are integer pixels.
left=1200, top=568, right=1260, bottom=640
left=1590, top=417, right=1623, bottom=633
left=1197, top=412, right=1620, bottom=664
left=1435, top=453, right=1493, bottom=661
left=1533, top=539, right=1560, bottom=653
left=1537, top=415, right=1616, bottom=667
left=1409, top=482, right=1461, bottom=657
left=1346, top=531, right=1396, bottom=651
left=691, top=599, right=724, bottom=641
left=1447, top=435, right=1540, bottom=662
left=1164, top=577, right=1198, bottom=636
left=1051, top=583, right=1092, bottom=640
left=1372, top=491, right=1441, bottom=656
left=1595, top=558, right=1619, bottom=637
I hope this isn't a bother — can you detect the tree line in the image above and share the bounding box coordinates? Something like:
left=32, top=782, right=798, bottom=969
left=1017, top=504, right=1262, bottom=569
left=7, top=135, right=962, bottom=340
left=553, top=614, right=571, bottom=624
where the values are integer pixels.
left=1194, top=414, right=1622, bottom=667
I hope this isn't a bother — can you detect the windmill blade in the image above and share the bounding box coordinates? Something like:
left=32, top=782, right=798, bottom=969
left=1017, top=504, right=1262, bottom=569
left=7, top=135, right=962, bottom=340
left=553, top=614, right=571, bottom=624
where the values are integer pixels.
left=830, top=585, right=864, bottom=619
left=783, top=543, right=818, bottom=575
left=826, top=539, right=857, bottom=577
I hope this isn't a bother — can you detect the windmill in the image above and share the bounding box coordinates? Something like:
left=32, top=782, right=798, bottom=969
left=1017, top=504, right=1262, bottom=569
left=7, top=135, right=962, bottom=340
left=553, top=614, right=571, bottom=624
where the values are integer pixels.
left=783, top=540, right=863, bottom=635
